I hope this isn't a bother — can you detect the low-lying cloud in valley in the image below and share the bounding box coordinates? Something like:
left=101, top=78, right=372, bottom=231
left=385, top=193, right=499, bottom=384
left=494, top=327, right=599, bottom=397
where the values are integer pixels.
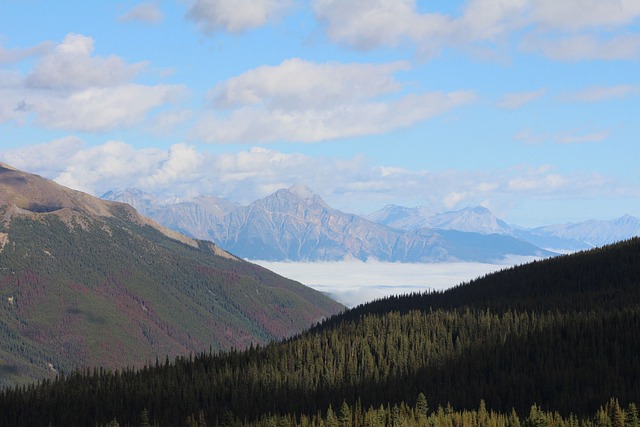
left=254, top=257, right=538, bottom=307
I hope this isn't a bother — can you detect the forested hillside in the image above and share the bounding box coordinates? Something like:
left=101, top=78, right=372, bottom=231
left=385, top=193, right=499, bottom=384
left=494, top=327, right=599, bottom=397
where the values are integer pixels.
left=2, top=238, right=639, bottom=426
left=0, top=163, right=343, bottom=387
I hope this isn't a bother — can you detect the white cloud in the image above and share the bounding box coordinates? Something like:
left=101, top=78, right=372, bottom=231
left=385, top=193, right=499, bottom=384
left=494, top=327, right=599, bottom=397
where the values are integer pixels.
left=507, top=167, right=573, bottom=192
left=0, top=41, right=53, bottom=64
left=254, top=258, right=537, bottom=307
left=311, top=0, right=640, bottom=61
left=51, top=141, right=168, bottom=195
left=497, top=89, right=545, bottom=109
left=147, top=109, right=193, bottom=135
left=313, top=0, right=454, bottom=54
left=561, top=85, right=640, bottom=103
left=26, top=33, right=145, bottom=90
left=556, top=130, right=610, bottom=145
left=32, top=84, right=186, bottom=132
left=2, top=141, right=630, bottom=222
left=0, top=136, right=85, bottom=177
left=444, top=192, right=469, bottom=208
left=193, top=58, right=475, bottom=143
left=186, top=0, right=293, bottom=34
left=209, top=58, right=409, bottom=109
left=529, top=0, right=640, bottom=31
left=119, top=2, right=164, bottom=24
left=524, top=33, right=640, bottom=61
left=453, top=0, right=530, bottom=41
left=141, top=143, right=204, bottom=188
left=0, top=33, right=186, bottom=133
left=514, top=128, right=610, bottom=145
left=513, top=129, right=548, bottom=145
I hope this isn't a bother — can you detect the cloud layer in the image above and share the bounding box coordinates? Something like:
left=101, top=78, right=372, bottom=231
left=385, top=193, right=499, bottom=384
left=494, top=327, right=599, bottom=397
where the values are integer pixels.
left=254, top=258, right=539, bottom=307
left=192, top=58, right=475, bottom=143
left=311, top=0, right=640, bottom=60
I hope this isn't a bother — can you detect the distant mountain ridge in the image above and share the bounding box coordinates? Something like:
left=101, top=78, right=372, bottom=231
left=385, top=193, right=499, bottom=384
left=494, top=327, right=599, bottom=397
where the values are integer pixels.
left=103, top=185, right=640, bottom=260
left=0, top=164, right=343, bottom=387
left=368, top=204, right=513, bottom=235
left=103, top=185, right=553, bottom=263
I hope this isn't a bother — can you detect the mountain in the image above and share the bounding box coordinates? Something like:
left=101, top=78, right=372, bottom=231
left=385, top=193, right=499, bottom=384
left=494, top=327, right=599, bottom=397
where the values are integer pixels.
left=3, top=238, right=639, bottom=426
left=523, top=214, right=640, bottom=248
left=209, top=185, right=552, bottom=262
left=104, top=185, right=552, bottom=263
left=366, top=204, right=437, bottom=230
left=0, top=163, right=343, bottom=387
left=369, top=204, right=640, bottom=252
left=367, top=204, right=513, bottom=235
left=102, top=189, right=240, bottom=241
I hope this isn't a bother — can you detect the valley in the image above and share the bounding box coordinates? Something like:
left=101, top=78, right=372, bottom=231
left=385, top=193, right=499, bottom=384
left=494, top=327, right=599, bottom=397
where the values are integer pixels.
left=2, top=237, right=639, bottom=426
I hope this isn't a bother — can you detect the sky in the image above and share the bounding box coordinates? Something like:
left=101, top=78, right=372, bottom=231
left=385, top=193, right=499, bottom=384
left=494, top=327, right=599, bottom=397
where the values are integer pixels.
left=1, top=0, right=639, bottom=227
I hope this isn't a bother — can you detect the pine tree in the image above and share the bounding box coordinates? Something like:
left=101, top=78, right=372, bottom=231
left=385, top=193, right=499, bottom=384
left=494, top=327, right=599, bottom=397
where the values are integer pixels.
left=416, top=393, right=428, bottom=419
left=327, top=405, right=339, bottom=427
left=339, top=401, right=352, bottom=427
left=626, top=403, right=640, bottom=427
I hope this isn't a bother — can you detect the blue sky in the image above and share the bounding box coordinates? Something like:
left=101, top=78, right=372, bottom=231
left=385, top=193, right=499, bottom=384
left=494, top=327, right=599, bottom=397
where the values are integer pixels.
left=1, top=0, right=639, bottom=226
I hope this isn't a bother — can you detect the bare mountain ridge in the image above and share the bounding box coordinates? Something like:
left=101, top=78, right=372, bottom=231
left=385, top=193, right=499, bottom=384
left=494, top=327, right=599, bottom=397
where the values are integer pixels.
left=1, top=163, right=196, bottom=248
left=104, top=185, right=553, bottom=262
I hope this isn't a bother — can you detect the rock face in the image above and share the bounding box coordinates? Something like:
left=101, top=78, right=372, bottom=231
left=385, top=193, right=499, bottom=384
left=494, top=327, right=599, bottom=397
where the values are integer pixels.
left=105, top=184, right=553, bottom=262
left=0, top=164, right=343, bottom=387
left=104, top=183, right=640, bottom=260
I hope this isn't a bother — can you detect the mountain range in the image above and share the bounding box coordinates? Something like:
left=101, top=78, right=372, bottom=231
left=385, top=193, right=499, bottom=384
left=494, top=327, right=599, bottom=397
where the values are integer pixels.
left=369, top=203, right=640, bottom=251
left=103, top=185, right=640, bottom=262
left=0, top=163, right=342, bottom=387
left=103, top=185, right=553, bottom=263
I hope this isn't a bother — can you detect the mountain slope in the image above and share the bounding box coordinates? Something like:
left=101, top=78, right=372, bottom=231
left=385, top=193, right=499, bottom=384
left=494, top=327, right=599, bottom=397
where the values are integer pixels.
left=101, top=189, right=240, bottom=241
left=0, top=163, right=343, bottom=387
left=3, top=238, right=639, bottom=426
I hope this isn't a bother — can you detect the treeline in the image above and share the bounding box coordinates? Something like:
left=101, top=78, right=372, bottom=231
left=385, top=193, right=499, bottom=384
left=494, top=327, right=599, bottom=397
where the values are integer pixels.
left=197, top=397, right=637, bottom=427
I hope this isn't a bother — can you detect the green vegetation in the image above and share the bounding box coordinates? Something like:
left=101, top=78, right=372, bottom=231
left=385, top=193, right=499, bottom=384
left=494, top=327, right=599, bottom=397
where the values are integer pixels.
left=1, top=238, right=639, bottom=426
left=0, top=205, right=342, bottom=387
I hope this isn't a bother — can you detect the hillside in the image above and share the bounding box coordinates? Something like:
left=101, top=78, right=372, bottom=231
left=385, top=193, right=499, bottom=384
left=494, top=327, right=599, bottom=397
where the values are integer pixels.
left=0, top=163, right=343, bottom=387
left=2, top=238, right=639, bottom=426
